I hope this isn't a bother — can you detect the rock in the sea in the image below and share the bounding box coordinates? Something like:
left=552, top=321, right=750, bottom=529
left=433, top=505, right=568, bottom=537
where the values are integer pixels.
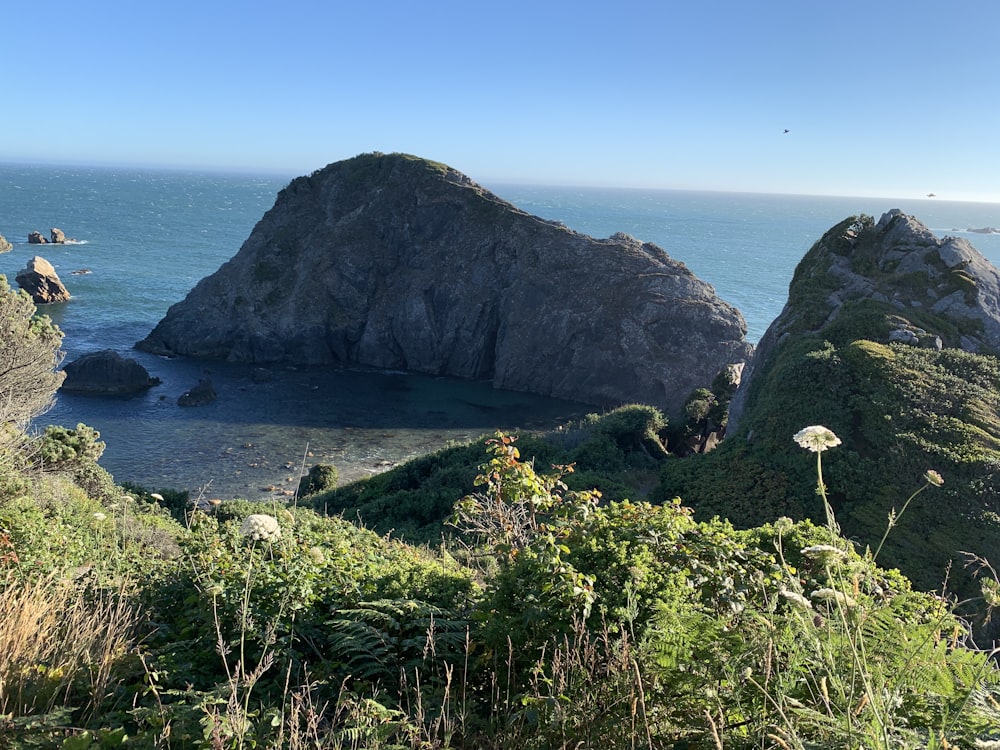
left=28, top=231, right=48, bottom=244
left=61, top=350, right=161, bottom=395
left=0, top=234, right=11, bottom=253
left=15, top=256, right=70, bottom=304
left=137, top=153, right=751, bottom=414
left=50, top=228, right=66, bottom=243
left=178, top=378, right=217, bottom=406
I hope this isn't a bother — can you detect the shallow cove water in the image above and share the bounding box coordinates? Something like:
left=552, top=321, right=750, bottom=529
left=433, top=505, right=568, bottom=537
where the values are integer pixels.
left=2, top=163, right=999, bottom=498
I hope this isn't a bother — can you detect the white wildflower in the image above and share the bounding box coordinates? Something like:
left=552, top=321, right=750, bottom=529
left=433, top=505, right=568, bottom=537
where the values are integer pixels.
left=801, top=544, right=847, bottom=565
left=974, top=740, right=1000, bottom=749
left=793, top=426, right=842, bottom=453
left=150, top=492, right=165, bottom=502
left=773, top=517, right=794, bottom=534
left=779, top=589, right=813, bottom=610
left=810, top=588, right=857, bottom=608
left=239, top=514, right=282, bottom=542
left=92, top=512, right=107, bottom=522
left=924, top=469, right=944, bottom=487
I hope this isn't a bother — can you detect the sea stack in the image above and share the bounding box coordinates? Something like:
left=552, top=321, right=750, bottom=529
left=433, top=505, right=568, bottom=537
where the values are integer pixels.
left=137, top=152, right=752, bottom=414
left=15, top=256, right=70, bottom=304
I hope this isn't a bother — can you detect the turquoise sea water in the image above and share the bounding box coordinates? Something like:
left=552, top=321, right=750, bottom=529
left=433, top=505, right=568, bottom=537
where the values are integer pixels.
left=2, top=163, right=999, bottom=498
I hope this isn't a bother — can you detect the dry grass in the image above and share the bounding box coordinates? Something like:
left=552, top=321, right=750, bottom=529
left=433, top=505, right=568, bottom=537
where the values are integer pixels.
left=0, top=571, right=141, bottom=721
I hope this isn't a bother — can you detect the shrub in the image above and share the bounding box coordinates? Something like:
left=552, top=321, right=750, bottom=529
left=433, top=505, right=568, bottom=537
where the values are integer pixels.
left=0, top=276, right=64, bottom=442
left=297, top=463, right=339, bottom=497
left=37, top=423, right=106, bottom=470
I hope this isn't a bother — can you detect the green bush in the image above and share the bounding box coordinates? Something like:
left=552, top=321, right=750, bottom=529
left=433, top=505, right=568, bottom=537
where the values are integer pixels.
left=37, top=423, right=105, bottom=469
left=297, top=463, right=339, bottom=497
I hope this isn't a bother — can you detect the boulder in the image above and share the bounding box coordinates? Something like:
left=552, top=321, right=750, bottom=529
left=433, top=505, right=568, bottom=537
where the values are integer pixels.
left=137, top=153, right=751, bottom=415
left=61, top=350, right=161, bottom=395
left=50, top=228, right=66, bottom=243
left=178, top=378, right=217, bottom=406
left=15, top=256, right=70, bottom=303
left=28, top=231, right=48, bottom=244
left=0, top=234, right=11, bottom=253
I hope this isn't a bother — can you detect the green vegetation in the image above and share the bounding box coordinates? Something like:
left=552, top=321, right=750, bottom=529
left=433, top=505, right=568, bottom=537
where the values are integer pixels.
left=656, top=217, right=1000, bottom=618
left=4, top=415, right=1000, bottom=747
left=7, top=220, right=1000, bottom=748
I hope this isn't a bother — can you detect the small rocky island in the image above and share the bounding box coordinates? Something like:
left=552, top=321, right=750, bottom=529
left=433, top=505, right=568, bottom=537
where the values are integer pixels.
left=61, top=350, right=161, bottom=395
left=15, top=256, right=70, bottom=304
left=28, top=228, right=75, bottom=244
left=138, top=152, right=752, bottom=414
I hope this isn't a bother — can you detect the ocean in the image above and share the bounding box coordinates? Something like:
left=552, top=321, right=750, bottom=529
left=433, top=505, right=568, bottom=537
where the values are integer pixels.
left=2, top=163, right=999, bottom=499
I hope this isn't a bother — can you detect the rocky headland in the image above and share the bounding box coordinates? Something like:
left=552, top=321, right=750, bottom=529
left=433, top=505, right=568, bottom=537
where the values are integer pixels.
left=137, top=153, right=751, bottom=415
left=730, top=209, right=1000, bottom=428
left=659, top=209, right=1000, bottom=614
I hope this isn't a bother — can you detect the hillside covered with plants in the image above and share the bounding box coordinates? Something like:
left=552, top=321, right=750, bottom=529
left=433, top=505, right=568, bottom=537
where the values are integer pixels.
left=6, top=213, right=1000, bottom=750
left=657, top=212, right=1000, bottom=616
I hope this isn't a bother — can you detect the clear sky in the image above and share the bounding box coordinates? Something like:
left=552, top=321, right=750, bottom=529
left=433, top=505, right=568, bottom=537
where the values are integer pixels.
left=5, top=1, right=1000, bottom=202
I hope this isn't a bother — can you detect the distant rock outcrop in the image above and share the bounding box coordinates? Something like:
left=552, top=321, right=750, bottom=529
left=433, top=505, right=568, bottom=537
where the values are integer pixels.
left=28, top=228, right=73, bottom=244
left=137, top=153, right=751, bottom=414
left=0, top=234, right=11, bottom=253
left=15, top=256, right=70, bottom=303
left=61, top=350, right=161, bottom=395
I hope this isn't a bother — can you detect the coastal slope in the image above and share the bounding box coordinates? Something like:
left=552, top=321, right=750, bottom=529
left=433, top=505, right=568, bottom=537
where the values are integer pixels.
left=137, top=153, right=751, bottom=414
left=658, top=210, right=1000, bottom=613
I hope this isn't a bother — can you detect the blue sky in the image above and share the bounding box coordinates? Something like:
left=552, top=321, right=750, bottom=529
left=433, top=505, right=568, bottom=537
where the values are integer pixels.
left=6, top=1, right=1000, bottom=201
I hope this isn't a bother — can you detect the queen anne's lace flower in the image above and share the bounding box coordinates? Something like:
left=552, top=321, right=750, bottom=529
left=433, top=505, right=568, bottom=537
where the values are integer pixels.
left=810, top=588, right=856, bottom=608
left=779, top=589, right=813, bottom=610
left=240, top=514, right=281, bottom=542
left=801, top=544, right=847, bottom=565
left=924, top=469, right=944, bottom=487
left=793, top=425, right=842, bottom=452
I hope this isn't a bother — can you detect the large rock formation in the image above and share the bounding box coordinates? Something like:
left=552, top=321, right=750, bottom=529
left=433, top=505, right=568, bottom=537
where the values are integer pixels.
left=730, top=209, right=1000, bottom=428
left=658, top=210, right=1000, bottom=622
left=137, top=153, right=751, bottom=413
left=61, top=350, right=161, bottom=395
left=0, top=234, right=11, bottom=253
left=15, top=256, right=70, bottom=303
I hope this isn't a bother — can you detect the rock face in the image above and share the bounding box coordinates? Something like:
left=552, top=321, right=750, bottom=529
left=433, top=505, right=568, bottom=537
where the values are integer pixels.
left=15, top=256, right=70, bottom=303
left=28, top=231, right=47, bottom=244
left=730, top=209, right=1000, bottom=428
left=0, top=234, right=11, bottom=253
left=138, top=153, right=751, bottom=413
left=61, top=350, right=161, bottom=395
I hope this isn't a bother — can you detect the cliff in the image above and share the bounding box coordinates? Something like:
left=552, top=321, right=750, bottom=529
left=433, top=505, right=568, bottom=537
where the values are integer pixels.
left=137, top=153, right=751, bottom=414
